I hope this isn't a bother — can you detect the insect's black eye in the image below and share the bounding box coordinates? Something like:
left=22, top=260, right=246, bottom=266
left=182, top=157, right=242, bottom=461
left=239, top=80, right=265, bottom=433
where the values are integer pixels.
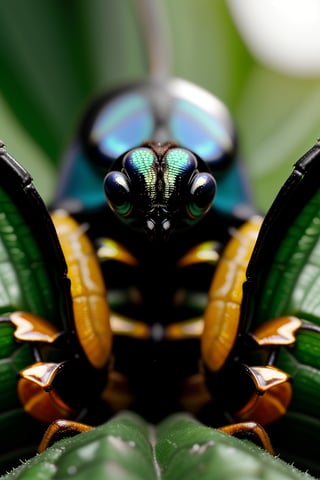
left=187, top=172, right=216, bottom=219
left=104, top=171, right=132, bottom=217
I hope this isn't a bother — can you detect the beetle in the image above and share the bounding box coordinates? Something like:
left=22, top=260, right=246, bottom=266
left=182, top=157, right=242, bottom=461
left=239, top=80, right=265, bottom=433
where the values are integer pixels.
left=51, top=100, right=320, bottom=478
left=0, top=76, right=277, bottom=472
left=2, top=80, right=320, bottom=477
left=51, top=78, right=256, bottom=422
left=2, top=0, right=320, bottom=476
left=2, top=65, right=320, bottom=474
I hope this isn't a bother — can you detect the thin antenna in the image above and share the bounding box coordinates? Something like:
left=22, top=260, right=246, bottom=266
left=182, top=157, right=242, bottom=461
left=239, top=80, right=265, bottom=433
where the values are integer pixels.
left=134, top=0, right=172, bottom=81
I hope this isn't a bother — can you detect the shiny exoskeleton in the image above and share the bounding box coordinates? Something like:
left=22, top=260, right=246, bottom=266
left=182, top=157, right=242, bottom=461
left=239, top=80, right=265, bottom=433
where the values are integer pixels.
left=53, top=78, right=255, bottom=421
left=51, top=80, right=320, bottom=477
left=3, top=79, right=320, bottom=473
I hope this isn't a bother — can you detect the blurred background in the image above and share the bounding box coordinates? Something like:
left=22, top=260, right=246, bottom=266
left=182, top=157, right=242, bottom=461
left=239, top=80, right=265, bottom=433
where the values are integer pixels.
left=0, top=0, right=320, bottom=212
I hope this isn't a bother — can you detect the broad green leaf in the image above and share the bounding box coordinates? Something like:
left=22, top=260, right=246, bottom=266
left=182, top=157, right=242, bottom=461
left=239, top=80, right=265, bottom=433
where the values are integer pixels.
left=1, top=413, right=315, bottom=480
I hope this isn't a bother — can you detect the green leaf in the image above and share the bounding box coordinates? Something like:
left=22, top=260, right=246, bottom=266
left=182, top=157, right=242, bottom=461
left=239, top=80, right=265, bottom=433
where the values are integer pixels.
left=0, top=0, right=145, bottom=171
left=1, top=413, right=315, bottom=480
left=235, top=67, right=320, bottom=211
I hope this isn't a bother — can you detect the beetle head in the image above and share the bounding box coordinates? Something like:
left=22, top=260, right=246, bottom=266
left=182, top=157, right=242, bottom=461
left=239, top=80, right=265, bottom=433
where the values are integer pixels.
left=104, top=142, right=216, bottom=240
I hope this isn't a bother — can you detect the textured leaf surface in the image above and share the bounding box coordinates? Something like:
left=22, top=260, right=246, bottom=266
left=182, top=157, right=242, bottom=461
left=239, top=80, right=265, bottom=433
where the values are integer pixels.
left=241, top=143, right=320, bottom=475
left=1, top=413, right=315, bottom=480
left=0, top=146, right=72, bottom=473
left=242, top=143, right=320, bottom=331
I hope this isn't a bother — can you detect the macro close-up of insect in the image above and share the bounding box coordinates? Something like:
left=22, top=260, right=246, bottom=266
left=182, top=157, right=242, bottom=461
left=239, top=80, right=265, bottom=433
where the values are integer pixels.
left=1, top=1, right=320, bottom=479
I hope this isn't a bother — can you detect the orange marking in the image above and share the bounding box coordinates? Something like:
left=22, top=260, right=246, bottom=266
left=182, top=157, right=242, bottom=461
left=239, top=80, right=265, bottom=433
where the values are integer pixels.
left=97, top=238, right=138, bottom=266
left=251, top=316, right=302, bottom=346
left=177, top=241, right=220, bottom=267
left=165, top=318, right=204, bottom=339
left=18, top=371, right=75, bottom=423
left=219, top=421, right=274, bottom=454
left=51, top=210, right=112, bottom=369
left=10, top=311, right=61, bottom=343
left=38, top=419, right=93, bottom=452
left=235, top=380, right=292, bottom=426
left=110, top=313, right=151, bottom=339
left=201, top=216, right=263, bottom=372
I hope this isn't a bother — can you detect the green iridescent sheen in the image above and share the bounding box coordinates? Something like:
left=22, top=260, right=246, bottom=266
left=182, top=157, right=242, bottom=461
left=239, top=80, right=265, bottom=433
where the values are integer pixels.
left=163, top=148, right=191, bottom=200
left=130, top=148, right=157, bottom=200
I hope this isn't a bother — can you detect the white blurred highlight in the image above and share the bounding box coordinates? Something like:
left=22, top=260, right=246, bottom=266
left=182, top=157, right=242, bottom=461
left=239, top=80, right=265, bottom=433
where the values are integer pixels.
left=227, top=0, right=320, bottom=76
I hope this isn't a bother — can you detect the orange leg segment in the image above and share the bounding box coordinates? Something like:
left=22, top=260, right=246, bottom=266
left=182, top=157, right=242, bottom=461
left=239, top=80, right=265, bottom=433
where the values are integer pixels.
left=201, top=216, right=262, bottom=373
left=51, top=209, right=112, bottom=370
left=219, top=421, right=274, bottom=455
left=38, top=419, right=93, bottom=453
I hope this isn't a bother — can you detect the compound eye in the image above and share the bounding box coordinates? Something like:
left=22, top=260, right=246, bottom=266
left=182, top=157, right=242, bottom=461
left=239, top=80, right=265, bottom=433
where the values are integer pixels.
left=104, top=171, right=132, bottom=217
left=187, top=172, right=216, bottom=219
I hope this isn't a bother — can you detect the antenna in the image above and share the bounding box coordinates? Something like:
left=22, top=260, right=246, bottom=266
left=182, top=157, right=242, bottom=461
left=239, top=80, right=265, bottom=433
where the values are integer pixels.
left=134, top=0, right=172, bottom=81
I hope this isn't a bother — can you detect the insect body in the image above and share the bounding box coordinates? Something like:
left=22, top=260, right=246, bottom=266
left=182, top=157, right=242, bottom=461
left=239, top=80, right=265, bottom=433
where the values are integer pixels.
left=0, top=75, right=254, bottom=462
left=52, top=78, right=255, bottom=421
left=3, top=1, right=320, bottom=475
left=2, top=77, right=320, bottom=474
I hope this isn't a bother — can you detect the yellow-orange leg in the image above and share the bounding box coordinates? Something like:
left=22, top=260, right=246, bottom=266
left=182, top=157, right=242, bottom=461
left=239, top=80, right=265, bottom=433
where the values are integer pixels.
left=176, top=240, right=221, bottom=267
left=16, top=210, right=114, bottom=423
left=219, top=422, right=274, bottom=455
left=201, top=216, right=263, bottom=373
left=1, top=312, right=75, bottom=423
left=51, top=210, right=112, bottom=370
left=3, top=311, right=62, bottom=344
left=234, top=316, right=302, bottom=425
left=38, top=420, right=274, bottom=457
left=38, top=420, right=93, bottom=453
left=18, top=361, right=76, bottom=423
left=200, top=218, right=296, bottom=427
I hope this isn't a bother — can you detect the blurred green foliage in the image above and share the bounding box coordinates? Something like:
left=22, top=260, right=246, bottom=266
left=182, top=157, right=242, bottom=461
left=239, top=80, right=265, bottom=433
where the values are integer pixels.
left=0, top=0, right=320, bottom=211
